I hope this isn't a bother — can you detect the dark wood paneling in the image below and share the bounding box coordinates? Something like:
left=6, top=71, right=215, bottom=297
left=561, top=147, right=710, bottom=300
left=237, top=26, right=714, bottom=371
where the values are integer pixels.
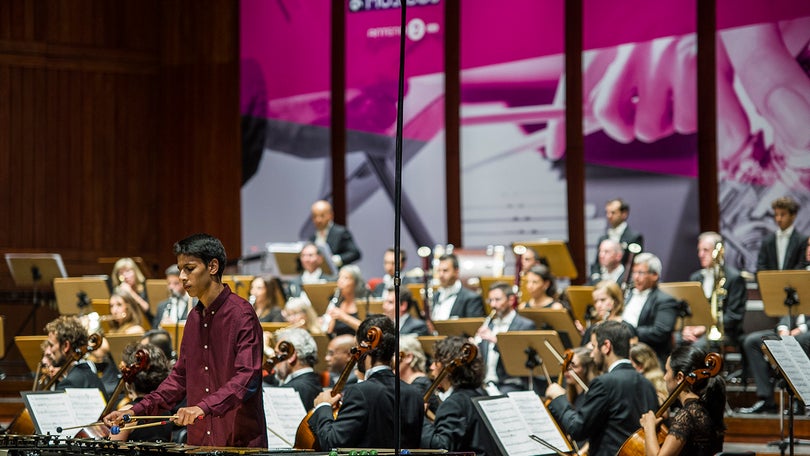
left=0, top=0, right=241, bottom=304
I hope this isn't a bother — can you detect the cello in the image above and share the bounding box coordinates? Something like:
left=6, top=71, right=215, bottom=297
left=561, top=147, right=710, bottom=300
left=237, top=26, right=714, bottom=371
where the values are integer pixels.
left=75, top=347, right=150, bottom=439
left=264, top=340, right=295, bottom=374
left=422, top=342, right=477, bottom=421
left=293, top=326, right=382, bottom=450
left=616, top=352, right=722, bottom=456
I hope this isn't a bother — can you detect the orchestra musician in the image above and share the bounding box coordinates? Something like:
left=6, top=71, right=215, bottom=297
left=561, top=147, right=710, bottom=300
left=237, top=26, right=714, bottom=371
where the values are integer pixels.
left=545, top=320, right=658, bottom=456
left=372, top=247, right=422, bottom=297
left=322, top=265, right=366, bottom=338
left=591, top=198, right=645, bottom=272
left=421, top=336, right=499, bottom=456
left=678, top=231, right=747, bottom=350
left=270, top=327, right=323, bottom=409
left=43, top=315, right=107, bottom=396
left=307, top=315, right=424, bottom=450
left=396, top=335, right=439, bottom=415
left=309, top=199, right=362, bottom=267
left=639, top=345, right=726, bottom=456
left=588, top=238, right=626, bottom=285
left=382, top=287, right=430, bottom=337
left=431, top=254, right=485, bottom=320
left=629, top=342, right=669, bottom=405
left=622, top=253, right=680, bottom=368
left=518, top=264, right=565, bottom=310
left=325, top=334, right=359, bottom=387
left=287, top=242, right=335, bottom=298
left=111, top=257, right=153, bottom=326
left=152, top=264, right=193, bottom=328
left=475, top=282, right=536, bottom=394
left=103, top=233, right=267, bottom=447
left=581, top=281, right=637, bottom=347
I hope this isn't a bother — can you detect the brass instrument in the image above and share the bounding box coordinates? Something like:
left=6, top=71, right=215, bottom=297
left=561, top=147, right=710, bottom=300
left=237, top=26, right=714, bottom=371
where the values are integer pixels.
left=707, top=242, right=726, bottom=342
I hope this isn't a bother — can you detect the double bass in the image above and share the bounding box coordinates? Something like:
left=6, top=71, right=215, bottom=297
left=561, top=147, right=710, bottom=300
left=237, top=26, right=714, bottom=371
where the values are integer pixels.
left=616, top=352, right=722, bottom=456
left=293, top=326, right=382, bottom=450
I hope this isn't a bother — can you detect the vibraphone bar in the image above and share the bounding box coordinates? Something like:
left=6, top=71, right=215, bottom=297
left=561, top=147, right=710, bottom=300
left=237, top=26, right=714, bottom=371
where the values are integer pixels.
left=0, top=435, right=473, bottom=456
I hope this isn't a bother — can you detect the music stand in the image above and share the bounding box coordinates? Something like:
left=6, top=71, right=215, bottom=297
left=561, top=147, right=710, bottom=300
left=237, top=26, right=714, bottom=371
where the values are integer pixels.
left=5, top=253, right=67, bottom=334
left=406, top=283, right=437, bottom=315
left=160, top=322, right=185, bottom=357
left=518, top=308, right=581, bottom=347
left=565, top=285, right=595, bottom=326
left=301, top=282, right=338, bottom=315
left=497, top=330, right=567, bottom=388
left=758, top=271, right=810, bottom=326
left=261, top=242, right=305, bottom=279
left=658, top=281, right=713, bottom=330
left=358, top=298, right=384, bottom=321
left=223, top=275, right=255, bottom=301
left=511, top=241, right=578, bottom=280
left=15, top=335, right=48, bottom=373
left=105, top=333, right=144, bottom=364
left=53, top=278, right=110, bottom=316
left=432, top=318, right=485, bottom=338
left=145, top=279, right=170, bottom=315
left=311, top=333, right=329, bottom=373
left=417, top=335, right=446, bottom=358
left=762, top=336, right=810, bottom=456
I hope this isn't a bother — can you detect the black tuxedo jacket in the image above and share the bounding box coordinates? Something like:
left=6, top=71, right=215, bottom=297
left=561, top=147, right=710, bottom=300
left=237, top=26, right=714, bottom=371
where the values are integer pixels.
left=310, top=223, right=362, bottom=266
left=152, top=296, right=191, bottom=328
left=592, top=226, right=645, bottom=272
left=283, top=371, right=323, bottom=410
left=757, top=230, right=808, bottom=271
left=57, top=362, right=108, bottom=400
left=421, top=386, right=499, bottom=456
left=400, top=315, right=430, bottom=336
left=548, top=362, right=658, bottom=456
left=632, top=287, right=680, bottom=366
left=434, top=286, right=485, bottom=319
left=310, top=369, right=423, bottom=450
left=479, top=313, right=536, bottom=390
left=688, top=266, right=747, bottom=342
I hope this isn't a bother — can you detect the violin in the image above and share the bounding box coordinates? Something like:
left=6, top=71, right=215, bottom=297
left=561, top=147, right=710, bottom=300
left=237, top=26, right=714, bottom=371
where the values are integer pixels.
left=75, top=347, right=151, bottom=439
left=5, top=333, right=103, bottom=435
left=422, top=342, right=477, bottom=421
left=616, top=352, right=722, bottom=456
left=294, top=326, right=382, bottom=450
left=264, top=340, right=295, bottom=373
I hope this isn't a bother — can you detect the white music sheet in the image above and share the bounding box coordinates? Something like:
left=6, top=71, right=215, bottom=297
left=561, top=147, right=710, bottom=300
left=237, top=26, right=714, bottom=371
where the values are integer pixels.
left=22, top=388, right=105, bottom=436
left=508, top=390, right=571, bottom=451
left=262, top=386, right=308, bottom=449
left=764, top=336, right=810, bottom=403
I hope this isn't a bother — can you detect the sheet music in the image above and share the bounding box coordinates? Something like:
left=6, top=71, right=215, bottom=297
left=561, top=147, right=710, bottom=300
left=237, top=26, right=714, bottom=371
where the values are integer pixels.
left=64, top=388, right=107, bottom=427
left=262, top=386, right=308, bottom=448
left=508, top=391, right=570, bottom=451
left=23, top=391, right=77, bottom=436
left=764, top=336, right=810, bottom=402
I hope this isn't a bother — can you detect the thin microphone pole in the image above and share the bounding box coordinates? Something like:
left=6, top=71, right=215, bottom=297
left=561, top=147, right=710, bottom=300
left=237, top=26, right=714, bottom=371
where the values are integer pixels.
left=393, top=2, right=408, bottom=455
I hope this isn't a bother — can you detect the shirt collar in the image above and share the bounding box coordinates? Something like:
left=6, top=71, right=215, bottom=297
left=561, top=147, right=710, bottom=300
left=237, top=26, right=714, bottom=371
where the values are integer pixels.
left=778, top=225, right=795, bottom=238
left=366, top=365, right=392, bottom=378
left=608, top=358, right=632, bottom=372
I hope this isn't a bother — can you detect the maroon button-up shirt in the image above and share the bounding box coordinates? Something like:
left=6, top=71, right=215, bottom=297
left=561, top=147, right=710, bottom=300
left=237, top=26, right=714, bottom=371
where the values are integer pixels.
left=130, top=284, right=267, bottom=447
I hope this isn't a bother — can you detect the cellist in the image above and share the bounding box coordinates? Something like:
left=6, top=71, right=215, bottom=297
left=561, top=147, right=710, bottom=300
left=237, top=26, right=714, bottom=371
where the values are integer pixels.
left=43, top=316, right=107, bottom=396
left=638, top=345, right=726, bottom=456
left=306, top=315, right=424, bottom=450
left=545, top=321, right=658, bottom=456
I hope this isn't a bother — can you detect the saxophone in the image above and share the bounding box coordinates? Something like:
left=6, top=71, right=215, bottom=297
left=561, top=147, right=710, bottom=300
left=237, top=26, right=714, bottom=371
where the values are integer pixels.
left=707, top=242, right=726, bottom=342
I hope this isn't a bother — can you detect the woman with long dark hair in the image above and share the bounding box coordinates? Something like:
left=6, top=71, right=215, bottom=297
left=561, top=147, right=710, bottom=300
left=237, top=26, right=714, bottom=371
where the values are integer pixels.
left=639, top=345, right=726, bottom=455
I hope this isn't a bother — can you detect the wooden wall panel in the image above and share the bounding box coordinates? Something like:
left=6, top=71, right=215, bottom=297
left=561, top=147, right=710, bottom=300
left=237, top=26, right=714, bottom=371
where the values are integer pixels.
left=0, top=0, right=241, bottom=318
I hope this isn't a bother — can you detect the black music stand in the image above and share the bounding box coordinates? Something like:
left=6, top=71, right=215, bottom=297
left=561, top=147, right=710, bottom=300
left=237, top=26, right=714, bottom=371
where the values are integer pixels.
left=762, top=337, right=810, bottom=456
left=498, top=330, right=566, bottom=392
left=5, top=253, right=67, bottom=335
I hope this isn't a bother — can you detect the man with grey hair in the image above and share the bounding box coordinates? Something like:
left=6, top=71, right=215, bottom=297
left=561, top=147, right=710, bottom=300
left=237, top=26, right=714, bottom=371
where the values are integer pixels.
left=679, top=231, right=747, bottom=350
left=588, top=238, right=626, bottom=285
left=622, top=252, right=679, bottom=367
left=270, top=327, right=322, bottom=409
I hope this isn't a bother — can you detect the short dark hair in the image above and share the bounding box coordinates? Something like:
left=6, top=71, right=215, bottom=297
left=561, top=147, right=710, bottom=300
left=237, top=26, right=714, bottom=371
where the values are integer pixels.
left=385, top=286, right=416, bottom=312
left=594, top=320, right=632, bottom=358
left=173, top=233, right=227, bottom=281
left=433, top=336, right=484, bottom=388
left=772, top=196, right=800, bottom=215
left=357, top=314, right=396, bottom=365
left=439, top=253, right=459, bottom=270
left=122, top=343, right=171, bottom=395
left=385, top=247, right=407, bottom=264
left=142, top=329, right=174, bottom=361
left=608, top=198, right=630, bottom=213
left=488, top=281, right=514, bottom=298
